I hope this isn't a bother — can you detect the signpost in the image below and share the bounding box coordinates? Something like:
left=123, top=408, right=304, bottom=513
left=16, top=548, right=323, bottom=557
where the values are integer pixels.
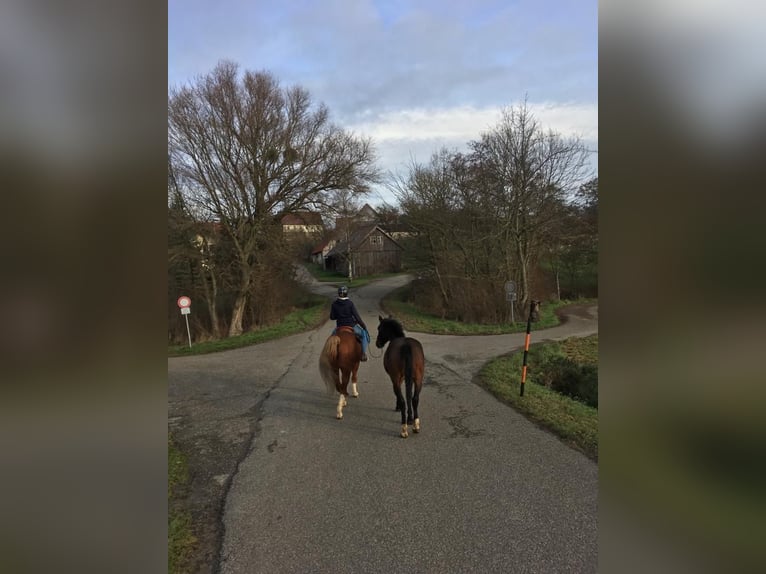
left=177, top=296, right=192, bottom=348
left=504, top=281, right=517, bottom=323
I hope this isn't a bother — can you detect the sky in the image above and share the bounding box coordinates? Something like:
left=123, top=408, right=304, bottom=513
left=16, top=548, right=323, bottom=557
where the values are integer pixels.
left=169, top=0, right=598, bottom=206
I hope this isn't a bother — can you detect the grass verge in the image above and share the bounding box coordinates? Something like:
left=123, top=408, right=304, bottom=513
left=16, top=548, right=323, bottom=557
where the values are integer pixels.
left=479, top=336, right=598, bottom=460
left=168, top=295, right=328, bottom=357
left=169, top=436, right=196, bottom=574
left=380, top=284, right=592, bottom=335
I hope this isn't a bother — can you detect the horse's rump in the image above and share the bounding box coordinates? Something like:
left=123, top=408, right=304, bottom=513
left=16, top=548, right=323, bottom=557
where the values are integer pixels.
left=319, top=331, right=361, bottom=396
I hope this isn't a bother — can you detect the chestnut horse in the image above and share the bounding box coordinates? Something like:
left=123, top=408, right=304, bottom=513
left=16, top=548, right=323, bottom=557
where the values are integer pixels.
left=319, top=326, right=362, bottom=420
left=375, top=316, right=425, bottom=438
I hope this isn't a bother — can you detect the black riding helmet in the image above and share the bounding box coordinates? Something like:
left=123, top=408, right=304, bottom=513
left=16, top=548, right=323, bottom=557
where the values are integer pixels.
left=338, top=285, right=348, bottom=297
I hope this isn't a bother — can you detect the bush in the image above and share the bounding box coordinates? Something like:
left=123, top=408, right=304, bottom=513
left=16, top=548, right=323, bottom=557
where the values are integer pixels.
left=538, top=356, right=598, bottom=408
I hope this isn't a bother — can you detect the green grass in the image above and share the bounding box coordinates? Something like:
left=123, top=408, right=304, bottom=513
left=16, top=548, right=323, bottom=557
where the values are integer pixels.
left=169, top=437, right=196, bottom=574
left=479, top=336, right=599, bottom=460
left=560, top=335, right=598, bottom=366
left=380, top=284, right=593, bottom=335
left=168, top=296, right=328, bottom=357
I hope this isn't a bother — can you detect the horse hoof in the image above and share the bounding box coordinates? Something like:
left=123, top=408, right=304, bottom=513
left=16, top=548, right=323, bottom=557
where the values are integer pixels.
left=413, top=419, right=421, bottom=433
left=336, top=413, right=343, bottom=420
left=351, top=392, right=359, bottom=398
left=401, top=425, right=408, bottom=438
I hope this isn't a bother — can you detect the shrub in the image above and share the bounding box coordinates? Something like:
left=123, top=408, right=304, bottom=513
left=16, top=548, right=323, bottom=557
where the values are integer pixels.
left=538, top=356, right=598, bottom=408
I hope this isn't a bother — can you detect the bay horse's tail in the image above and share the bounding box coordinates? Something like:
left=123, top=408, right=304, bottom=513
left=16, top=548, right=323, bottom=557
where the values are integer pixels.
left=319, top=335, right=341, bottom=395
left=402, top=341, right=413, bottom=398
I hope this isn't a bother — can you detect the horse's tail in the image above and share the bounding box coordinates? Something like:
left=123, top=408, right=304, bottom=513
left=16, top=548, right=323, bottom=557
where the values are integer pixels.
left=319, top=335, right=341, bottom=395
left=402, top=341, right=413, bottom=394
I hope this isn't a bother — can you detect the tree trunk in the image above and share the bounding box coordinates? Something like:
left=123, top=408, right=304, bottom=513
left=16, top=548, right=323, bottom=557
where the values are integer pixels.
left=517, top=240, right=529, bottom=312
left=205, top=271, right=220, bottom=336
left=228, top=293, right=247, bottom=337
left=428, top=235, right=449, bottom=312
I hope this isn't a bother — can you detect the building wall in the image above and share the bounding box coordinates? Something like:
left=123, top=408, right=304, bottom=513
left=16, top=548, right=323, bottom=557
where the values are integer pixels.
left=326, top=229, right=403, bottom=276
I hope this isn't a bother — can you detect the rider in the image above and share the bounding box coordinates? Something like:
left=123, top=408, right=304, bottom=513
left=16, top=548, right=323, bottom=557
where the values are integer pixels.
left=331, top=285, right=370, bottom=361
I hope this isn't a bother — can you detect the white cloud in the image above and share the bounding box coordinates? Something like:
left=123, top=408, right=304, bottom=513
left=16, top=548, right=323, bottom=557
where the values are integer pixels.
left=347, top=101, right=598, bottom=206
left=348, top=102, right=598, bottom=145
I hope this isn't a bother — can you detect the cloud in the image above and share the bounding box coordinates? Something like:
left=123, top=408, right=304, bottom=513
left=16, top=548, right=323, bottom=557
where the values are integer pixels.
left=347, top=101, right=597, bottom=168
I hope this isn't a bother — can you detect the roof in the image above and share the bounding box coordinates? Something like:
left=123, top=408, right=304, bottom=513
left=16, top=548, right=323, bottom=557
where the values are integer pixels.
left=334, top=204, right=379, bottom=230
left=310, top=238, right=335, bottom=254
left=280, top=211, right=324, bottom=226
left=381, top=222, right=417, bottom=234
left=326, top=224, right=402, bottom=257
left=357, top=203, right=379, bottom=219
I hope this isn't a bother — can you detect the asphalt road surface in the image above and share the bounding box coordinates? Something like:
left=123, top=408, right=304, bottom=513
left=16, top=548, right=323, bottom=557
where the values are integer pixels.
left=169, top=274, right=598, bottom=573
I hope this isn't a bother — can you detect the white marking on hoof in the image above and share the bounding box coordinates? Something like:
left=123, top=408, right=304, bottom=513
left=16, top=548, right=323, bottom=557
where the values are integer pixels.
left=413, top=418, right=421, bottom=432
left=337, top=394, right=345, bottom=419
left=336, top=412, right=343, bottom=420
left=401, top=424, right=409, bottom=438
left=351, top=384, right=359, bottom=397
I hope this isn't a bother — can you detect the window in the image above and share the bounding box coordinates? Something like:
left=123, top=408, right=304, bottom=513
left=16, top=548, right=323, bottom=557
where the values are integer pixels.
left=370, top=235, right=382, bottom=246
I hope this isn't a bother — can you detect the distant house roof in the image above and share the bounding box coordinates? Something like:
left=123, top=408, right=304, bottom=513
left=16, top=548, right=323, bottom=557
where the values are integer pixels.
left=280, top=211, right=324, bottom=226
left=334, top=203, right=380, bottom=230
left=326, top=224, right=402, bottom=258
left=310, top=238, right=335, bottom=255
left=357, top=203, right=379, bottom=220
left=381, top=222, right=417, bottom=234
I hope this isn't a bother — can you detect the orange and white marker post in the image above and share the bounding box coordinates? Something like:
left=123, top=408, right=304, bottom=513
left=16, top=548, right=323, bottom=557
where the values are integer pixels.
left=520, top=300, right=539, bottom=396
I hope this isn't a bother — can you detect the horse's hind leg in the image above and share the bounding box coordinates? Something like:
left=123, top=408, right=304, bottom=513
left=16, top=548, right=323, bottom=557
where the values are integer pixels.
left=412, top=381, right=422, bottom=433
left=405, top=377, right=414, bottom=425
left=392, top=381, right=408, bottom=438
left=336, top=393, right=346, bottom=419
left=337, top=370, right=350, bottom=419
left=350, top=363, right=359, bottom=398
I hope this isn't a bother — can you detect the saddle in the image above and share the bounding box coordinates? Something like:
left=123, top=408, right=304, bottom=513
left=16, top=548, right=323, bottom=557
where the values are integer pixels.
left=336, top=326, right=367, bottom=345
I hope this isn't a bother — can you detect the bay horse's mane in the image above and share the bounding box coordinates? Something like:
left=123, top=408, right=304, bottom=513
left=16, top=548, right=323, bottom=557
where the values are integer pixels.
left=378, top=317, right=405, bottom=341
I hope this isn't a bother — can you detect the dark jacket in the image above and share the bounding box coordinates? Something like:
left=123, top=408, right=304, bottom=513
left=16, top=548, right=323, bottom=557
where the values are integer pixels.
left=330, top=298, right=367, bottom=330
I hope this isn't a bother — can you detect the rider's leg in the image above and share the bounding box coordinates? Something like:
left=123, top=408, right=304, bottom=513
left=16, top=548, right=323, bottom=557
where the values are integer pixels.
left=354, top=325, right=369, bottom=360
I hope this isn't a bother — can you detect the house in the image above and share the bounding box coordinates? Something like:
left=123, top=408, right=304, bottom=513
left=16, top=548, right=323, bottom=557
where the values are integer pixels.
left=356, top=203, right=379, bottom=222
left=280, top=211, right=324, bottom=235
left=310, top=238, right=337, bottom=268
left=334, top=203, right=379, bottom=231
left=325, top=224, right=403, bottom=277
left=380, top=222, right=417, bottom=241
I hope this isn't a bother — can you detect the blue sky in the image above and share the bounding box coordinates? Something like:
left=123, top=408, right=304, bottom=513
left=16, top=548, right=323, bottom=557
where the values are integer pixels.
left=169, top=0, right=597, bottom=205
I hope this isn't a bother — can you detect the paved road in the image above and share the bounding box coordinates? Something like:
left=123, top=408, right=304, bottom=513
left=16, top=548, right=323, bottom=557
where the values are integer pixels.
left=169, top=274, right=598, bottom=573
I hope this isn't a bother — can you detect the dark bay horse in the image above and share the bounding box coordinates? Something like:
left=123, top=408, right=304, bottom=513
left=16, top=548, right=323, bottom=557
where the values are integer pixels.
left=375, top=316, right=425, bottom=438
left=319, top=326, right=362, bottom=419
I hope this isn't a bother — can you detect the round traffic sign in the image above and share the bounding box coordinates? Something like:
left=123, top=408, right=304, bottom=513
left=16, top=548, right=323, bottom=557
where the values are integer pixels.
left=177, top=296, right=191, bottom=308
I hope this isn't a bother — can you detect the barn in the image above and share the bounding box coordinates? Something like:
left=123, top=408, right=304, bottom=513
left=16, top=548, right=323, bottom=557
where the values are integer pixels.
left=325, top=224, right=403, bottom=277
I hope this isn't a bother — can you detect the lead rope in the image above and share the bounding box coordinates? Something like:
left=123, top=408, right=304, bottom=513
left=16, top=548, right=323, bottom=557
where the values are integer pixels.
left=364, top=329, right=383, bottom=359
left=367, top=344, right=383, bottom=359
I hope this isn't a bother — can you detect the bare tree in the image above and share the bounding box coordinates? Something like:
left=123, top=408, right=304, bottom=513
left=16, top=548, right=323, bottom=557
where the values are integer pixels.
left=327, top=189, right=360, bottom=282
left=471, top=102, right=592, bottom=309
left=168, top=155, right=223, bottom=338
left=168, top=62, right=379, bottom=336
